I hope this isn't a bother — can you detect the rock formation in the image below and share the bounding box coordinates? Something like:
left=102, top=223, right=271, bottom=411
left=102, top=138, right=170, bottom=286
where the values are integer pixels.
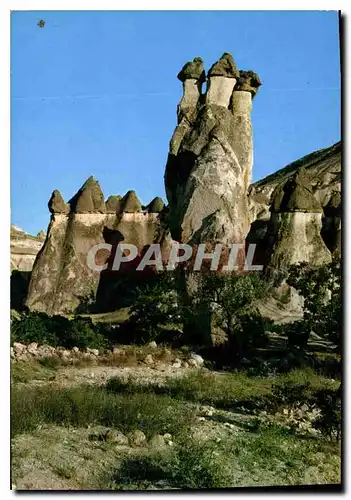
left=248, top=141, right=341, bottom=223
left=20, top=54, right=340, bottom=323
left=165, top=52, right=261, bottom=248
left=10, top=225, right=45, bottom=272
left=264, top=169, right=332, bottom=281
left=25, top=178, right=167, bottom=315
left=10, top=225, right=46, bottom=311
left=246, top=142, right=341, bottom=268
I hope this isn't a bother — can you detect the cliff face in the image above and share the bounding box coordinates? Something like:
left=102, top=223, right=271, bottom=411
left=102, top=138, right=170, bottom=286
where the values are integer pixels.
left=249, top=141, right=341, bottom=222
left=25, top=178, right=167, bottom=315
left=247, top=142, right=341, bottom=267
left=10, top=225, right=45, bottom=272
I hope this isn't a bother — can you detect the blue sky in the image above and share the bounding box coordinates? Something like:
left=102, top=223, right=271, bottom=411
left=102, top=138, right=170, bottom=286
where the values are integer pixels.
left=11, top=10, right=340, bottom=235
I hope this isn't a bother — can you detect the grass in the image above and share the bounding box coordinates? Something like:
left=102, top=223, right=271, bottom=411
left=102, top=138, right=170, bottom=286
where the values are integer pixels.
left=110, top=439, right=233, bottom=490
left=11, top=358, right=341, bottom=489
left=76, top=308, right=130, bottom=324
left=108, top=426, right=341, bottom=490
left=11, top=384, right=196, bottom=439
left=106, top=367, right=339, bottom=410
left=11, top=360, right=57, bottom=384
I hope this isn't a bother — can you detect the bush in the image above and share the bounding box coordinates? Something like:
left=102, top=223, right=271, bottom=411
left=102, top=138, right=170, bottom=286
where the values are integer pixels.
left=11, top=312, right=108, bottom=350
left=111, top=439, right=232, bottom=490
left=312, top=387, right=341, bottom=441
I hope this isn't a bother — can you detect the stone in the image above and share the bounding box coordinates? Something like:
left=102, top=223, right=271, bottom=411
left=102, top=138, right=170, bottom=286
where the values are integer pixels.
left=147, top=341, right=157, bottom=349
left=13, top=342, right=26, bottom=353
left=208, top=52, right=239, bottom=78
left=72, top=346, right=80, bottom=353
left=60, top=350, right=71, bottom=358
left=147, top=197, right=165, bottom=213
left=172, top=360, right=182, bottom=369
left=189, top=353, right=204, bottom=367
left=27, top=342, right=38, bottom=354
left=89, top=348, right=99, bottom=356
left=149, top=434, right=166, bottom=448
left=10, top=347, right=15, bottom=358
left=105, top=429, right=129, bottom=445
left=188, top=358, right=198, bottom=367
left=177, top=57, right=206, bottom=82
left=48, top=190, right=70, bottom=214
left=121, top=190, right=142, bottom=213
left=113, top=347, right=126, bottom=356
left=128, top=430, right=147, bottom=447
left=144, top=354, right=154, bottom=365
left=105, top=195, right=122, bottom=214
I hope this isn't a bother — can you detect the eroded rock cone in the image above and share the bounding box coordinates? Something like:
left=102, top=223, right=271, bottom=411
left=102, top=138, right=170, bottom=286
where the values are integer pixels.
left=271, top=168, right=322, bottom=213
left=121, top=190, right=142, bottom=213
left=69, top=176, right=106, bottom=213
left=105, top=195, right=122, bottom=214
left=48, top=190, right=70, bottom=214
left=265, top=169, right=331, bottom=281
left=147, top=197, right=165, bottom=213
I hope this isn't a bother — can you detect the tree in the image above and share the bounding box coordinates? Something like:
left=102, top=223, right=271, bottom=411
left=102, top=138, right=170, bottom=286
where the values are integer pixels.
left=286, top=260, right=341, bottom=350
left=191, top=273, right=268, bottom=356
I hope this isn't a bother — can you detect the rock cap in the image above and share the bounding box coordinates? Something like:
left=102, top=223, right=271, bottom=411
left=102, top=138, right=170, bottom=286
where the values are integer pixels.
left=208, top=52, right=239, bottom=79
left=235, top=70, right=262, bottom=97
left=177, top=57, right=206, bottom=83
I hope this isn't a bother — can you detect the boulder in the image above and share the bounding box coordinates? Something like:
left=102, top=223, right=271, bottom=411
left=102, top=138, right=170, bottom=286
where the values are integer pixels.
left=128, top=430, right=147, bottom=447
left=149, top=434, right=166, bottom=448
left=105, top=429, right=129, bottom=445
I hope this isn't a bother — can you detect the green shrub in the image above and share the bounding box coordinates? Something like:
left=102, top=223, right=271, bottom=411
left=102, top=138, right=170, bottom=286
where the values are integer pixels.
left=11, top=313, right=108, bottom=350
left=286, top=261, right=341, bottom=350
left=111, top=439, right=232, bottom=490
left=129, top=272, right=181, bottom=343
left=312, top=387, right=341, bottom=441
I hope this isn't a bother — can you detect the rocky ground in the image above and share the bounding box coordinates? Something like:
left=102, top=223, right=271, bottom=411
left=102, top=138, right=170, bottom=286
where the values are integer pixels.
left=11, top=343, right=341, bottom=491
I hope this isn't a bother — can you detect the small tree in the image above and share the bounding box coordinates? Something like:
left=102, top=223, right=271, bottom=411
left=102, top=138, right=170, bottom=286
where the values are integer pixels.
left=192, top=273, right=268, bottom=356
left=286, top=260, right=341, bottom=351
left=129, top=272, right=181, bottom=342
